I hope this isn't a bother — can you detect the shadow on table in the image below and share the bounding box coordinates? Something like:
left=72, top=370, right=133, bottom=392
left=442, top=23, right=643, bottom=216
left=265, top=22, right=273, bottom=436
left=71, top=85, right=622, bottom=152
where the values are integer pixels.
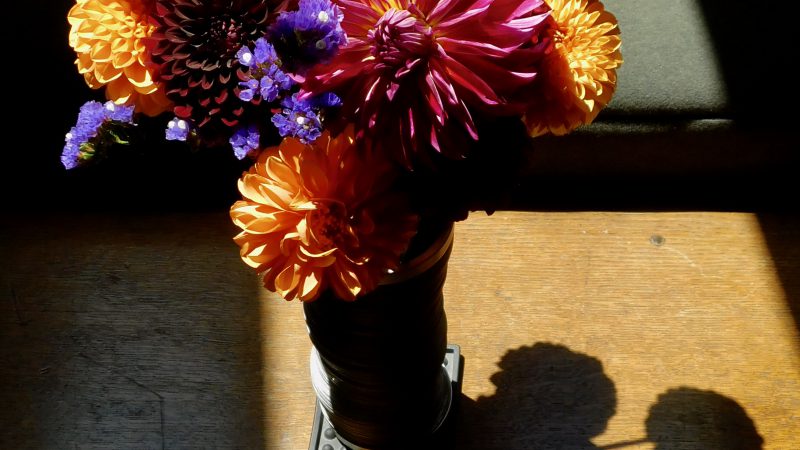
left=0, top=212, right=266, bottom=449
left=643, top=387, right=763, bottom=450
left=756, top=214, right=800, bottom=352
left=454, top=342, right=616, bottom=449
left=451, top=343, right=764, bottom=450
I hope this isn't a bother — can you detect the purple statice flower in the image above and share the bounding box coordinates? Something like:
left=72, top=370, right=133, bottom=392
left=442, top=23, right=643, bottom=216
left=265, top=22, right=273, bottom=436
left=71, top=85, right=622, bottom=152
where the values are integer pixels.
left=236, top=38, right=294, bottom=103
left=165, top=117, right=191, bottom=141
left=310, top=92, right=342, bottom=109
left=229, top=125, right=261, bottom=160
left=61, top=101, right=134, bottom=169
left=271, top=92, right=340, bottom=143
left=269, top=0, right=346, bottom=73
left=104, top=101, right=134, bottom=122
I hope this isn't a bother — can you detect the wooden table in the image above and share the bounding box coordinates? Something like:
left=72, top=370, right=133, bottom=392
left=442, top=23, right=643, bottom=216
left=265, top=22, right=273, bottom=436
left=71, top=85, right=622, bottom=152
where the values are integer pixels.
left=1, top=211, right=798, bottom=449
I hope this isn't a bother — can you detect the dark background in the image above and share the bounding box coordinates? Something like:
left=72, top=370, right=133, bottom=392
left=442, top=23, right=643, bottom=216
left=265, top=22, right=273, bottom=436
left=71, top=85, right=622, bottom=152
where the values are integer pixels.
left=2, top=1, right=250, bottom=213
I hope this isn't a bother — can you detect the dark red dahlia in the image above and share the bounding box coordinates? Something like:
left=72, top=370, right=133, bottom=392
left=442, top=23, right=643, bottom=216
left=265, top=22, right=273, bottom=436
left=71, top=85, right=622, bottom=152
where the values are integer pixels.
left=148, top=0, right=272, bottom=142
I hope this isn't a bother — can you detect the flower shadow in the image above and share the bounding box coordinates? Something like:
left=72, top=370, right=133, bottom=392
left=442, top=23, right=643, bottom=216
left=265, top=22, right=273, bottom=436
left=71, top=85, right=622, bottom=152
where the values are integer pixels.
left=454, top=342, right=617, bottom=449
left=645, top=387, right=764, bottom=450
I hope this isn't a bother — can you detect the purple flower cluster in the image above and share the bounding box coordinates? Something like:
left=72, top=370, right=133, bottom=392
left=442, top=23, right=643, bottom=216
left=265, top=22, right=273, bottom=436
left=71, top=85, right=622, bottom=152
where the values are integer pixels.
left=237, top=38, right=294, bottom=103
left=270, top=0, right=347, bottom=73
left=62, top=101, right=134, bottom=169
left=229, top=125, right=261, bottom=160
left=165, top=117, right=191, bottom=141
left=271, top=92, right=340, bottom=143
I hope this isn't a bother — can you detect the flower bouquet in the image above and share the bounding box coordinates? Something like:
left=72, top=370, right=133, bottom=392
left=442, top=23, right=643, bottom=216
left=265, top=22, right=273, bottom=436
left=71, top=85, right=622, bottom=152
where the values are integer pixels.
left=62, top=0, right=621, bottom=446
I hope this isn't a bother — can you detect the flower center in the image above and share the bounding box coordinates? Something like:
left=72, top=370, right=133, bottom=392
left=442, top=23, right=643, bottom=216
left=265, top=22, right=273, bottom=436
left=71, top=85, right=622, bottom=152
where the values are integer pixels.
left=208, top=15, right=243, bottom=55
left=308, top=200, right=351, bottom=249
left=368, top=8, right=433, bottom=69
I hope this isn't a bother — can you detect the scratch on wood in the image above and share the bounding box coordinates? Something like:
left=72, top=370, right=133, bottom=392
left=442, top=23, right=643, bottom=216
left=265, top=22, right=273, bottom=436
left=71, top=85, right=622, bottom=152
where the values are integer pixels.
left=661, top=245, right=723, bottom=280
left=77, top=352, right=166, bottom=450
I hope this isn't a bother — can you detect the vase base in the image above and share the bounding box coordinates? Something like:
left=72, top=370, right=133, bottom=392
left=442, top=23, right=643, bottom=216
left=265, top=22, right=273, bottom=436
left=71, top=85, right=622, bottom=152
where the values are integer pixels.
left=309, top=344, right=463, bottom=450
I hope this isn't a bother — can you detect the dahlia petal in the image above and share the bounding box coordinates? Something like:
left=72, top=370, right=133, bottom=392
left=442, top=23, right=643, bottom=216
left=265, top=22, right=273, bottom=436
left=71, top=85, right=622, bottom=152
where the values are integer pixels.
left=429, top=125, right=441, bottom=152
left=231, top=203, right=302, bottom=235
left=240, top=174, right=296, bottom=208
left=427, top=63, right=459, bottom=105
left=111, top=50, right=136, bottom=69
left=363, top=76, right=385, bottom=103
left=440, top=54, right=500, bottom=105
left=448, top=51, right=539, bottom=92
left=454, top=98, right=479, bottom=139
left=491, top=0, right=547, bottom=21
left=94, top=66, right=123, bottom=84
left=299, top=245, right=338, bottom=266
left=437, top=38, right=513, bottom=58
left=407, top=106, right=418, bottom=140
left=299, top=161, right=331, bottom=195
left=423, top=71, right=446, bottom=125
left=106, top=77, right=135, bottom=103
left=238, top=237, right=284, bottom=269
left=234, top=211, right=299, bottom=235
left=124, top=64, right=153, bottom=87
left=275, top=263, right=302, bottom=299
left=505, top=14, right=552, bottom=33
left=434, top=0, right=492, bottom=29
left=338, top=0, right=384, bottom=24
left=134, top=89, right=172, bottom=116
left=297, top=270, right=323, bottom=301
left=330, top=261, right=362, bottom=300
left=428, top=0, right=462, bottom=24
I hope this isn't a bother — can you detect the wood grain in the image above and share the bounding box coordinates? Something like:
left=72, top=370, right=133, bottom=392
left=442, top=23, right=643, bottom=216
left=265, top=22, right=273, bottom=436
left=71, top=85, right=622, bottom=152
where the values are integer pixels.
left=258, top=211, right=800, bottom=449
left=2, top=211, right=798, bottom=449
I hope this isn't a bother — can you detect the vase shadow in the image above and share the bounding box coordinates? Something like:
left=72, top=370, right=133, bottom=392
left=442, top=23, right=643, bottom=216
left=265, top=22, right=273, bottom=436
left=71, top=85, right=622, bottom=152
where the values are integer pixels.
left=453, top=342, right=617, bottom=449
left=644, top=386, right=764, bottom=450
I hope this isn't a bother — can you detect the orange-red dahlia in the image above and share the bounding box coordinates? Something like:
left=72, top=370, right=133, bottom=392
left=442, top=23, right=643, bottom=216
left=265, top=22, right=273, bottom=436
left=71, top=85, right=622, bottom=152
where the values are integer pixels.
left=523, top=0, right=622, bottom=136
left=301, top=0, right=551, bottom=168
left=230, top=127, right=419, bottom=302
left=68, top=0, right=171, bottom=117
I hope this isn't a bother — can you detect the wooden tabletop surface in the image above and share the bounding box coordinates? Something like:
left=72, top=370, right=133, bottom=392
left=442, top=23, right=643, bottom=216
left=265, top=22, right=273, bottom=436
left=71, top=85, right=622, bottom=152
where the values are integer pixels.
left=2, top=211, right=798, bottom=449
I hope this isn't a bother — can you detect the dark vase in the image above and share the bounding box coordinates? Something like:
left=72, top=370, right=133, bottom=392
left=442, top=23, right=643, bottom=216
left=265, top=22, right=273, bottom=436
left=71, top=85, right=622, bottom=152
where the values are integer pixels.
left=304, top=223, right=455, bottom=449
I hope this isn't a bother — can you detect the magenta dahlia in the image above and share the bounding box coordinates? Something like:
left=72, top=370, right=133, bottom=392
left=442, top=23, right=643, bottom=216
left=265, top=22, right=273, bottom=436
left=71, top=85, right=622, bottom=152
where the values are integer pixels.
left=147, top=0, right=277, bottom=143
left=301, top=0, right=551, bottom=167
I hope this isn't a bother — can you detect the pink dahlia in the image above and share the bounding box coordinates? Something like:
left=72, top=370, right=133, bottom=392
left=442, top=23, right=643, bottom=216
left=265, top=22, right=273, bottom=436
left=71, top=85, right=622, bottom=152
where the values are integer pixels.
left=302, top=0, right=551, bottom=167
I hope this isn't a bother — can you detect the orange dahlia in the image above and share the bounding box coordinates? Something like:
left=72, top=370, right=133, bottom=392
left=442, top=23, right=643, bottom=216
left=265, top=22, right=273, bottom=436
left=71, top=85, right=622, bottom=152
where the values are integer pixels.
left=230, top=127, right=419, bottom=302
left=523, top=0, right=622, bottom=136
left=68, top=0, right=170, bottom=116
